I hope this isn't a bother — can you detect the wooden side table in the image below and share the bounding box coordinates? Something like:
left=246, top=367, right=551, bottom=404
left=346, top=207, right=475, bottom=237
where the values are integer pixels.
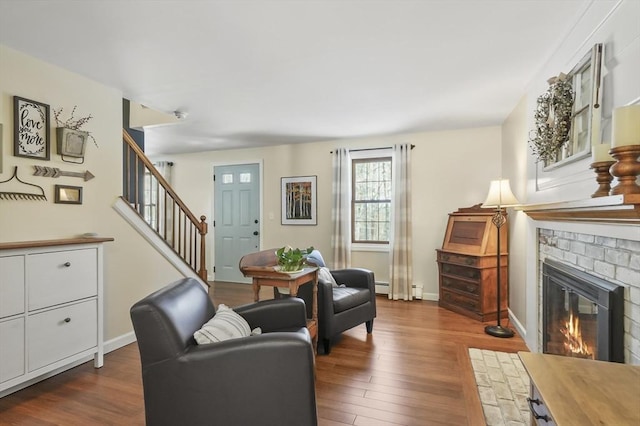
left=239, top=255, right=318, bottom=346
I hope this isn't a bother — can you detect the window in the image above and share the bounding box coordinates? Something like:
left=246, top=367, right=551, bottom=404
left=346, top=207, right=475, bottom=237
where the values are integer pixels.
left=545, top=43, right=603, bottom=169
left=143, top=170, right=157, bottom=228
left=352, top=157, right=392, bottom=244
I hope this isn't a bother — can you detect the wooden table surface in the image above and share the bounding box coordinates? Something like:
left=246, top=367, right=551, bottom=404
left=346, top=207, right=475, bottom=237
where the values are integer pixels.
left=240, top=263, right=319, bottom=347
left=518, top=352, right=640, bottom=425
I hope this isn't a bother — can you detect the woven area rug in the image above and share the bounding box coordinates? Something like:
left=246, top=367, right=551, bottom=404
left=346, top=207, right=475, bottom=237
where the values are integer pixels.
left=468, top=349, right=532, bottom=426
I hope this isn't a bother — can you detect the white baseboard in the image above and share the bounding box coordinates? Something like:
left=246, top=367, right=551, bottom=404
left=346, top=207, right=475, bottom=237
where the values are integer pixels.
left=508, top=309, right=528, bottom=345
left=421, top=292, right=439, bottom=301
left=104, top=331, right=137, bottom=353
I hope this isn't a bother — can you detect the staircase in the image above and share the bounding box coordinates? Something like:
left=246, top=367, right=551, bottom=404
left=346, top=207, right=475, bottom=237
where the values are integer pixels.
left=118, top=129, right=208, bottom=285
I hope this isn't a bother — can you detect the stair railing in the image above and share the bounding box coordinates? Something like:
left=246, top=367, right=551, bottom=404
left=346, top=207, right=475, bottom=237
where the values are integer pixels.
left=121, top=129, right=208, bottom=282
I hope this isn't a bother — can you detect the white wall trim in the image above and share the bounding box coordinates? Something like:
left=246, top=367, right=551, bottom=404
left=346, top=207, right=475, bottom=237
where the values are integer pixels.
left=508, top=308, right=527, bottom=342
left=421, top=292, right=438, bottom=302
left=352, top=244, right=390, bottom=253
left=104, top=331, right=137, bottom=354
left=536, top=167, right=592, bottom=191
left=533, top=219, right=640, bottom=241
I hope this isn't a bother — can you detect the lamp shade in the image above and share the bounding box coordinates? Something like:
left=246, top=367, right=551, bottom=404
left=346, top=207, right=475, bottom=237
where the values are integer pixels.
left=482, top=179, right=520, bottom=208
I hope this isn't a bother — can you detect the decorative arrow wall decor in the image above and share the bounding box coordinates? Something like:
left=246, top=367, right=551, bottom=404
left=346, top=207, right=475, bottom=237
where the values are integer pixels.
left=33, top=165, right=95, bottom=181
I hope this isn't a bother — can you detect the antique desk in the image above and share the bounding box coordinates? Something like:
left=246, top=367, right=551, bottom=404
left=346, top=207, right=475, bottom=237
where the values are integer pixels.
left=239, top=250, right=318, bottom=344
left=436, top=204, right=509, bottom=322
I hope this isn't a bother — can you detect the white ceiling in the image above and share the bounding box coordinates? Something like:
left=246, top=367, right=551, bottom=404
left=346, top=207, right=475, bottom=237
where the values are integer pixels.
left=0, top=0, right=589, bottom=155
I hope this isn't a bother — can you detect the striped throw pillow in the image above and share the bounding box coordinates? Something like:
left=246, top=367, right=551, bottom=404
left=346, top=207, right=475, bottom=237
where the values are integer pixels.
left=193, top=304, right=252, bottom=344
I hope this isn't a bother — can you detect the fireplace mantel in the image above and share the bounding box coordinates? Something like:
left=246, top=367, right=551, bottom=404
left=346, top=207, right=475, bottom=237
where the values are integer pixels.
left=517, top=194, right=640, bottom=224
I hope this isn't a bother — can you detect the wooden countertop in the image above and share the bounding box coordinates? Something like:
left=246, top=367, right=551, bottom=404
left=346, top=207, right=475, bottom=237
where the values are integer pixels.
left=0, top=237, right=114, bottom=250
left=518, top=352, right=640, bottom=425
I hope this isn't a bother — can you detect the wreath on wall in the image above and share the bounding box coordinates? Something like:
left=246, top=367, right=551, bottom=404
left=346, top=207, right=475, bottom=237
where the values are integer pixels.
left=528, top=73, right=575, bottom=164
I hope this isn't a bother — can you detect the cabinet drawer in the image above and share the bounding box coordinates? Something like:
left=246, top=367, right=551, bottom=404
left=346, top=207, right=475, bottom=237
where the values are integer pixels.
left=438, top=252, right=478, bottom=267
left=440, top=263, right=480, bottom=280
left=441, top=276, right=480, bottom=295
left=28, top=300, right=97, bottom=372
left=441, top=290, right=479, bottom=313
left=0, top=256, right=25, bottom=318
left=28, top=249, right=97, bottom=310
left=0, top=317, right=25, bottom=383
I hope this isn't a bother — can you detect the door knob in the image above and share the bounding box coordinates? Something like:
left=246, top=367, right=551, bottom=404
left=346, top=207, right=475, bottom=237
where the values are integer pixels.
left=253, top=231, right=259, bottom=236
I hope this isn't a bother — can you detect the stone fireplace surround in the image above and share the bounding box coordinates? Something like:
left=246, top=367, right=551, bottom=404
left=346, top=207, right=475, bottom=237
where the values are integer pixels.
left=536, top=227, right=639, bottom=364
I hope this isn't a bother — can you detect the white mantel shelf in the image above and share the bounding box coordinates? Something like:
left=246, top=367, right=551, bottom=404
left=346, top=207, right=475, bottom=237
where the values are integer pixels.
left=517, top=194, right=640, bottom=224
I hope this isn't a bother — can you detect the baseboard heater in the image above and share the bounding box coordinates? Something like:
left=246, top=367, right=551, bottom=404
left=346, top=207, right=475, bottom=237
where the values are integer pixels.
left=375, top=282, right=423, bottom=299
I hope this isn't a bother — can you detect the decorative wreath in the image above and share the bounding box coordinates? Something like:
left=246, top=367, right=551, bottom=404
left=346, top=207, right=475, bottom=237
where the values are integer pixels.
left=528, top=73, right=575, bottom=164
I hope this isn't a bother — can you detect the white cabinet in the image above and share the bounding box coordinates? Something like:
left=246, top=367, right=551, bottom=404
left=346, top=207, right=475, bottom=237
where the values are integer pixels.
left=0, top=318, right=24, bottom=383
left=0, top=238, right=111, bottom=397
left=0, top=256, right=25, bottom=318
left=28, top=249, right=98, bottom=310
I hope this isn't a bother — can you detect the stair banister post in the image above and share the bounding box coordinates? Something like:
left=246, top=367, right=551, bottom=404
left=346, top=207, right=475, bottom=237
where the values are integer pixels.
left=199, top=215, right=208, bottom=281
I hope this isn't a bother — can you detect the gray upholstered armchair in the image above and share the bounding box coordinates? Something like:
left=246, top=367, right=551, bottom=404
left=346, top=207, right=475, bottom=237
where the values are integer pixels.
left=130, top=278, right=317, bottom=426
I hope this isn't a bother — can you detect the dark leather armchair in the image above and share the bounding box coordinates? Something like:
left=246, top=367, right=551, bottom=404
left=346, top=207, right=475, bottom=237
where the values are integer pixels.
left=287, top=251, right=376, bottom=354
left=317, top=267, right=377, bottom=354
left=130, top=278, right=317, bottom=426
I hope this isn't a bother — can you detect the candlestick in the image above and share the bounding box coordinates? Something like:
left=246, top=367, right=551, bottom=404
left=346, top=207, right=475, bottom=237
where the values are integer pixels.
left=590, top=161, right=615, bottom=197
left=609, top=145, right=640, bottom=195
left=612, top=105, right=640, bottom=148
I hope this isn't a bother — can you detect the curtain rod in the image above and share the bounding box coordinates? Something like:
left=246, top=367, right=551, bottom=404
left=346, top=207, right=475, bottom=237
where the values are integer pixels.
left=330, top=145, right=415, bottom=154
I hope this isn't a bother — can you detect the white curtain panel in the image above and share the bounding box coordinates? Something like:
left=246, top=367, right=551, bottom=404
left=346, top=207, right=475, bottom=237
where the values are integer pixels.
left=331, top=148, right=351, bottom=269
left=389, top=144, right=413, bottom=300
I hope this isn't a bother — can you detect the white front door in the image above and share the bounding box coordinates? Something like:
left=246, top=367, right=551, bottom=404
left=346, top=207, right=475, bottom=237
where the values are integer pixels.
left=213, top=164, right=260, bottom=283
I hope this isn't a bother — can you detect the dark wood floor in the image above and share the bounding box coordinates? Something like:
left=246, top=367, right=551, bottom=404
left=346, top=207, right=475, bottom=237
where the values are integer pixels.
left=0, top=282, right=528, bottom=425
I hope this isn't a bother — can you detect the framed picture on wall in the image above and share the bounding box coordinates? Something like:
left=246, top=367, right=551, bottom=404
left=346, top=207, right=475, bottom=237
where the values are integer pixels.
left=54, top=184, right=83, bottom=204
left=13, top=96, right=50, bottom=160
left=281, top=175, right=317, bottom=225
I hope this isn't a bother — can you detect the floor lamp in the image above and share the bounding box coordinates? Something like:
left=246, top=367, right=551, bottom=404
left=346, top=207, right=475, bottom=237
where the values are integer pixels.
left=482, top=179, right=519, bottom=338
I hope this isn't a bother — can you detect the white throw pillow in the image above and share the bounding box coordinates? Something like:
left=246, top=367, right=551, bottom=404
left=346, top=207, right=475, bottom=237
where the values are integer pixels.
left=318, top=266, right=339, bottom=287
left=193, top=304, right=252, bottom=344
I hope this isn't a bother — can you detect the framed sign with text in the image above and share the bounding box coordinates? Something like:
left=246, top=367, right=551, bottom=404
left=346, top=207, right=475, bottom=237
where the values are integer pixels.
left=14, top=96, right=50, bottom=160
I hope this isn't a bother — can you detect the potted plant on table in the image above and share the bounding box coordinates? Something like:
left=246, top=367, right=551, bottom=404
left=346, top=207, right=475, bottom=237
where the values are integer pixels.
left=276, top=246, right=314, bottom=273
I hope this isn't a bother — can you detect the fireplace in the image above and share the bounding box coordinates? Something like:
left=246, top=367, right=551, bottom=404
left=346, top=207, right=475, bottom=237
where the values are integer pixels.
left=542, top=259, right=624, bottom=363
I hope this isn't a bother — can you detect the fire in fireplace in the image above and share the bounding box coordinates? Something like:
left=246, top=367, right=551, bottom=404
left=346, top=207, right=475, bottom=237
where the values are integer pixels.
left=561, top=311, right=593, bottom=358
left=542, top=259, right=624, bottom=363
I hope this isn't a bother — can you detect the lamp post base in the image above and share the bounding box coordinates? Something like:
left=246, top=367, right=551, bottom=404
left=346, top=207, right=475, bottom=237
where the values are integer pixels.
left=484, top=325, right=515, bottom=338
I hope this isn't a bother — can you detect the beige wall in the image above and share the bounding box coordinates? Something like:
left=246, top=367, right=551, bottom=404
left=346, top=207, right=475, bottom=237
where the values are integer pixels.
left=153, top=126, right=502, bottom=298
left=0, top=45, right=183, bottom=343
left=501, top=94, right=529, bottom=327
